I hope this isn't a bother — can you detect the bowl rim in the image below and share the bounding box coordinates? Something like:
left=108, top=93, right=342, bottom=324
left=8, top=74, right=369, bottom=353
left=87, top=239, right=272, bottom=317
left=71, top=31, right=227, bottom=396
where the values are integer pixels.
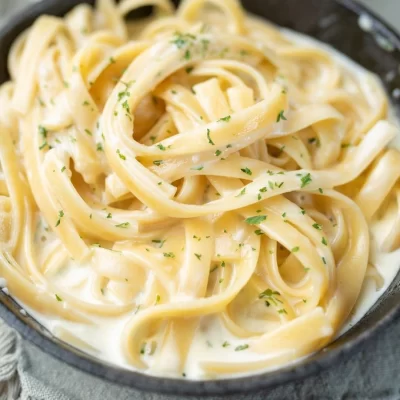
left=1, top=0, right=400, bottom=396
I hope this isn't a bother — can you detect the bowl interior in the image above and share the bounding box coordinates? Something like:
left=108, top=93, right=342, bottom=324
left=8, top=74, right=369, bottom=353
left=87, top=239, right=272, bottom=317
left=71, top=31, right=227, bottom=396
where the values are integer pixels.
left=1, top=0, right=400, bottom=396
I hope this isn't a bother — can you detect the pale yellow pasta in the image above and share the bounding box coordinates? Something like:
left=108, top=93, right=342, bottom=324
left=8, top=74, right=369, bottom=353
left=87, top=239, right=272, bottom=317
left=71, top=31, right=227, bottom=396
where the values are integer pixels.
left=0, top=0, right=399, bottom=380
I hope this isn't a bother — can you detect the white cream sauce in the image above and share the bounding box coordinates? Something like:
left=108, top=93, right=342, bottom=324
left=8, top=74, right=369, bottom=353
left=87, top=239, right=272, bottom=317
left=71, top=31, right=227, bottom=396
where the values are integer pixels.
left=4, top=24, right=400, bottom=380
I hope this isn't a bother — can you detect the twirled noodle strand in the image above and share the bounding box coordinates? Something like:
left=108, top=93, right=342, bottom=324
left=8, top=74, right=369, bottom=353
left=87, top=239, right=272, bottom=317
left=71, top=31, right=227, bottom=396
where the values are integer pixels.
left=0, top=0, right=399, bottom=380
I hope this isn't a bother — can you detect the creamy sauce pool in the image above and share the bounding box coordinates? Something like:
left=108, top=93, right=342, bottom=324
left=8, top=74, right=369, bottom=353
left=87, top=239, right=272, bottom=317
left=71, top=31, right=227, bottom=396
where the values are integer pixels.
left=6, top=25, right=400, bottom=379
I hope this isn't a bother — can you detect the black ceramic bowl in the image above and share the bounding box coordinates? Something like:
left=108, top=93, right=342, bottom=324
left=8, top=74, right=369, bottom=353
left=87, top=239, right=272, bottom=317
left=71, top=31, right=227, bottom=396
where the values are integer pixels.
left=1, top=0, right=400, bottom=396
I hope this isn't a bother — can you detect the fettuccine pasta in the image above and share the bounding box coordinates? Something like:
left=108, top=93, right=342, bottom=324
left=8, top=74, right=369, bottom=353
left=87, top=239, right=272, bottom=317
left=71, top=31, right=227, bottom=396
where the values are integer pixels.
left=1, top=0, right=399, bottom=379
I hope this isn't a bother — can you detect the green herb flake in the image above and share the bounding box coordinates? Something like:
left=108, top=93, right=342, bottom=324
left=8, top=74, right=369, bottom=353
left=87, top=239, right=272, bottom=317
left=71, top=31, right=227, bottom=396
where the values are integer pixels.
left=194, top=253, right=202, bottom=260
left=207, top=128, right=214, bottom=145
left=222, top=341, right=230, bottom=348
left=235, top=344, right=249, bottom=351
left=245, top=215, right=267, bottom=225
left=210, top=265, right=219, bottom=273
left=163, top=252, right=175, bottom=258
left=152, top=239, right=166, bottom=248
left=39, top=141, right=48, bottom=150
left=259, top=289, right=282, bottom=307
left=241, top=167, right=252, bottom=176
left=191, top=165, right=204, bottom=171
left=276, top=110, right=287, bottom=122
left=55, top=294, right=63, bottom=302
left=322, top=237, right=328, bottom=246
left=300, top=173, right=312, bottom=188
left=38, top=125, right=48, bottom=138
left=218, top=115, right=231, bottom=123
left=291, top=246, right=300, bottom=253
left=236, top=188, right=246, bottom=197
left=215, top=149, right=222, bottom=157
left=153, top=160, right=163, bottom=166
left=115, top=222, right=130, bottom=228
left=84, top=129, right=92, bottom=136
left=117, top=149, right=126, bottom=160
left=55, top=210, right=64, bottom=227
left=61, top=166, right=66, bottom=172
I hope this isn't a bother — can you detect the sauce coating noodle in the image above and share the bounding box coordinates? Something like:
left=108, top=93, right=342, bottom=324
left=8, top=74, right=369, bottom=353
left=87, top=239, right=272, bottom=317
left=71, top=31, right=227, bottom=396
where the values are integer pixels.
left=0, top=0, right=399, bottom=379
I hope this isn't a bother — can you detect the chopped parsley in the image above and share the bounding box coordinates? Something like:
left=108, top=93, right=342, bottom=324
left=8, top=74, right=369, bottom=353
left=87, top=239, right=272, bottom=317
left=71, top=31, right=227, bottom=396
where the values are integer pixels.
left=153, top=160, right=163, bottom=166
left=38, top=125, right=48, bottom=138
left=96, top=143, right=103, bottom=152
left=235, top=188, right=246, bottom=197
left=291, top=246, right=300, bottom=252
left=207, top=128, right=214, bottom=145
left=106, top=213, right=112, bottom=219
left=210, top=265, right=219, bottom=273
left=235, top=344, right=249, bottom=351
left=322, top=257, right=327, bottom=265
left=163, top=252, right=175, bottom=258
left=300, top=173, right=312, bottom=188
left=194, top=253, right=202, bottom=260
left=117, top=149, right=126, bottom=160
left=222, top=341, right=230, bottom=348
left=245, top=215, right=267, bottom=225
left=157, top=144, right=167, bottom=151
left=218, top=115, right=231, bottom=122
left=170, top=32, right=196, bottom=49
left=318, top=188, right=324, bottom=194
left=259, top=288, right=282, bottom=307
left=241, top=167, right=252, bottom=176
left=61, top=166, right=66, bottom=172
left=115, top=222, right=130, bottom=228
left=186, top=66, right=194, bottom=74
left=152, top=239, right=166, bottom=248
left=191, top=165, right=204, bottom=171
left=84, top=129, right=92, bottom=136
left=55, top=210, right=64, bottom=227
left=55, top=294, right=63, bottom=302
left=322, top=237, right=328, bottom=246
left=215, top=149, right=222, bottom=156
left=276, top=110, right=287, bottom=122
left=312, top=223, right=322, bottom=230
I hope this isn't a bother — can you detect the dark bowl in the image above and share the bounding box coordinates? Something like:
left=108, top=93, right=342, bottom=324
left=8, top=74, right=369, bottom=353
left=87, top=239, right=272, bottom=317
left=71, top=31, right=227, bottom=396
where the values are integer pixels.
left=1, top=0, right=400, bottom=396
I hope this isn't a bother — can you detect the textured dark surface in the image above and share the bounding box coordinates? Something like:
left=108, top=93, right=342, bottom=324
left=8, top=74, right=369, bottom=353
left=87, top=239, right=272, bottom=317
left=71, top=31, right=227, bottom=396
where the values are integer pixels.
left=0, top=0, right=400, bottom=398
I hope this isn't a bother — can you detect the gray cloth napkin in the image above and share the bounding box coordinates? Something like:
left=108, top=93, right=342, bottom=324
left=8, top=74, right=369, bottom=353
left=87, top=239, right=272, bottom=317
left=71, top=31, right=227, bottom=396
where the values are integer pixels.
left=0, top=320, right=70, bottom=400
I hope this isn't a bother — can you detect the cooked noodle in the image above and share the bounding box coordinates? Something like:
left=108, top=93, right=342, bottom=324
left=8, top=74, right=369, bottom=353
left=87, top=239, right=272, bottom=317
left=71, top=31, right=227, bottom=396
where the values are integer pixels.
left=0, top=0, right=399, bottom=379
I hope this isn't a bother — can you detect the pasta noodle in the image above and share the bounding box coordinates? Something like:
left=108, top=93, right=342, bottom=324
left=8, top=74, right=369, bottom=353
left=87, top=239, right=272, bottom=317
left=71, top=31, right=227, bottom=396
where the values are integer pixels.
left=0, top=0, right=399, bottom=379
